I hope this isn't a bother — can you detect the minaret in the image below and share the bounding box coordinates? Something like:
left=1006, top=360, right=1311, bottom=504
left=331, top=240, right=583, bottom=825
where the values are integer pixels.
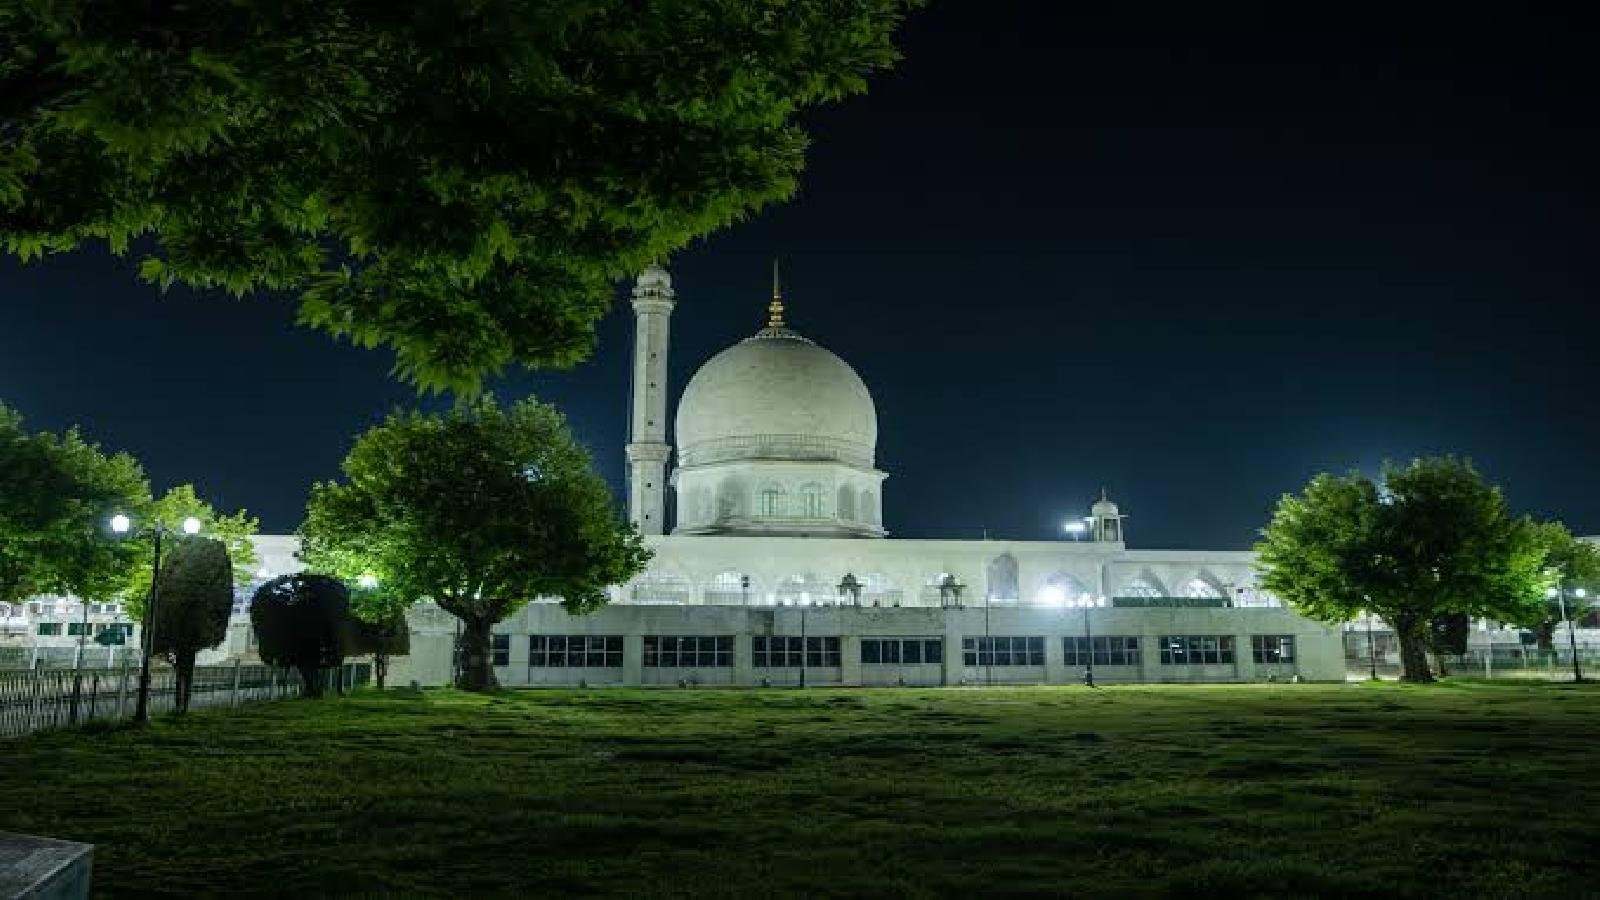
left=625, top=264, right=675, bottom=534
left=1090, top=488, right=1125, bottom=543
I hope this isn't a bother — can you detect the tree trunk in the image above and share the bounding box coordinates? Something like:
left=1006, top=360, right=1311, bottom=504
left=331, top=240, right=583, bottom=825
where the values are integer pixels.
left=1536, top=621, right=1555, bottom=651
left=374, top=652, right=389, bottom=690
left=174, top=651, right=195, bottom=714
left=1394, top=614, right=1434, bottom=683
left=456, top=614, right=497, bottom=692
left=298, top=663, right=324, bottom=698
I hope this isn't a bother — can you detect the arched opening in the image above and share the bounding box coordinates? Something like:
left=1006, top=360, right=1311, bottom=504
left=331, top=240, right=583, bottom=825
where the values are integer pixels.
left=860, top=572, right=902, bottom=607
left=837, top=485, right=856, bottom=521
left=704, top=570, right=752, bottom=605
left=1035, top=571, right=1092, bottom=605
left=799, top=482, right=825, bottom=518
left=716, top=478, right=746, bottom=519
left=758, top=483, right=787, bottom=518
left=860, top=489, right=877, bottom=525
left=773, top=573, right=832, bottom=605
left=1120, top=575, right=1166, bottom=599
left=986, top=553, right=1020, bottom=601
left=1182, top=578, right=1224, bottom=600
left=630, top=571, right=693, bottom=605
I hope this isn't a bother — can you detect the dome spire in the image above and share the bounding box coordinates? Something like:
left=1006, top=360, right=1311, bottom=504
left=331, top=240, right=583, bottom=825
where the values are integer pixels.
left=767, top=257, right=785, bottom=329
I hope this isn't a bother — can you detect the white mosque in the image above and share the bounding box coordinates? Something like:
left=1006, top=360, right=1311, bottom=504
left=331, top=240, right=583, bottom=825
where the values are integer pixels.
left=400, top=265, right=1347, bottom=687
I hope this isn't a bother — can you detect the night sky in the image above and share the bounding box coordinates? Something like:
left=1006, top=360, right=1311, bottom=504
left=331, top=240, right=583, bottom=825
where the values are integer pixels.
left=3, top=5, right=1597, bottom=548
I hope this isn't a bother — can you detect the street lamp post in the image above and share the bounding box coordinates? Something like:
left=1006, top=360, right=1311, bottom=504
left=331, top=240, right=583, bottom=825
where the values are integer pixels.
left=1549, top=580, right=1586, bottom=684
left=111, top=513, right=201, bottom=723
left=1366, top=611, right=1379, bottom=681
left=799, top=600, right=808, bottom=689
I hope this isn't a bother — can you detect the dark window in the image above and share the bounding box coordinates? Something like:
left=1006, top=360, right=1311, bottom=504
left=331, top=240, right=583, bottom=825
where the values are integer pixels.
left=1251, top=635, right=1296, bottom=664
left=755, top=636, right=840, bottom=667
left=1159, top=635, right=1236, bottom=665
left=643, top=636, right=733, bottom=668
left=962, top=636, right=1045, bottom=666
left=861, top=638, right=943, bottom=665
left=491, top=634, right=510, bottom=667
left=37, top=623, right=62, bottom=636
left=529, top=635, right=623, bottom=668
left=67, top=622, right=92, bottom=636
left=1063, top=636, right=1141, bottom=666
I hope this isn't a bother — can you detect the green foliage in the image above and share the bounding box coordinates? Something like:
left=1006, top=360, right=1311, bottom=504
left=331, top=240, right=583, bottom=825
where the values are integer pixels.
left=1527, top=522, right=1600, bottom=646
left=0, top=400, right=151, bottom=604
left=150, top=536, right=235, bottom=712
left=1257, top=457, right=1550, bottom=681
left=301, top=395, right=649, bottom=689
left=121, top=485, right=259, bottom=617
left=249, top=573, right=349, bottom=697
left=1, top=1, right=920, bottom=392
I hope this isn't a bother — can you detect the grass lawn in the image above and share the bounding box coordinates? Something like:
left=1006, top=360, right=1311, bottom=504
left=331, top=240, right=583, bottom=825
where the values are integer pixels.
left=4, top=682, right=1597, bottom=898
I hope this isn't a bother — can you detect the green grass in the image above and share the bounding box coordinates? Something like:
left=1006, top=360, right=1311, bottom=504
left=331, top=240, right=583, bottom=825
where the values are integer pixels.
left=5, top=683, right=1598, bottom=898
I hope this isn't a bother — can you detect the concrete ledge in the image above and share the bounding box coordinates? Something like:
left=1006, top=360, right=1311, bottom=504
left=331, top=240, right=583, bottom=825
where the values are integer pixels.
left=0, top=832, right=93, bottom=900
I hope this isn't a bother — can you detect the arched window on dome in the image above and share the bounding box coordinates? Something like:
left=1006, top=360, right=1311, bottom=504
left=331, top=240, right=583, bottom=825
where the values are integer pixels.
left=716, top=478, right=746, bottom=519
left=837, top=485, right=856, bottom=521
left=859, top=489, right=877, bottom=525
left=758, top=484, right=787, bottom=518
left=1182, top=578, right=1224, bottom=600
left=798, top=483, right=825, bottom=518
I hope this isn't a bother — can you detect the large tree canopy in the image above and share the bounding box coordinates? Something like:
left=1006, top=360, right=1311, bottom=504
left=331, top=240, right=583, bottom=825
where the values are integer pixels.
left=0, top=401, right=150, bottom=603
left=301, top=396, right=648, bottom=690
left=1, top=0, right=919, bottom=391
left=1257, top=457, right=1550, bottom=682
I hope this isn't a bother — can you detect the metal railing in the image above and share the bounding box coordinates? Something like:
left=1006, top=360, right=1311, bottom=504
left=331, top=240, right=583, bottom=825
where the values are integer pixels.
left=0, top=661, right=371, bottom=739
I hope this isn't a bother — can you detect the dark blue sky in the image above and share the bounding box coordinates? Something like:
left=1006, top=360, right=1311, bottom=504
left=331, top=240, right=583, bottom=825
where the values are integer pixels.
left=3, top=4, right=1597, bottom=547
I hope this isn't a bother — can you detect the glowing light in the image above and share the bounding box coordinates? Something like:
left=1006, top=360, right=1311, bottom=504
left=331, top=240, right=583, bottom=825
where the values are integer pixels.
left=358, top=574, right=379, bottom=589
left=1577, top=589, right=1589, bottom=599
left=181, top=517, right=202, bottom=535
left=110, top=514, right=131, bottom=534
left=1038, top=585, right=1067, bottom=606
left=1063, top=520, right=1086, bottom=535
left=256, top=568, right=272, bottom=579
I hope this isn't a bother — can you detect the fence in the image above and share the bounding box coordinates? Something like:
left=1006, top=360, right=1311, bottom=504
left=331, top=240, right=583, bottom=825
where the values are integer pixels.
left=1344, top=634, right=1600, bottom=681
left=0, top=661, right=371, bottom=739
left=0, top=645, right=141, bottom=671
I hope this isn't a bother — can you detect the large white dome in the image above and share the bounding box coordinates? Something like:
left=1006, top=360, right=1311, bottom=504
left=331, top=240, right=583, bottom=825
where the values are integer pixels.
left=675, top=327, right=877, bottom=468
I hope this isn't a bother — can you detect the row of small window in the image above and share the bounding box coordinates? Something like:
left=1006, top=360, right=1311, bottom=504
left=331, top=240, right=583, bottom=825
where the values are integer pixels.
left=35, top=623, right=134, bottom=637
left=487, top=633, right=1298, bottom=669
left=859, top=638, right=945, bottom=665
left=752, top=636, right=842, bottom=668
left=963, top=636, right=1047, bottom=666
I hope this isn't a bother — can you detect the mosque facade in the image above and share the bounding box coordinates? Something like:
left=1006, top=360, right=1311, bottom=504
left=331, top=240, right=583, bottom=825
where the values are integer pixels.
left=436, top=266, right=1348, bottom=687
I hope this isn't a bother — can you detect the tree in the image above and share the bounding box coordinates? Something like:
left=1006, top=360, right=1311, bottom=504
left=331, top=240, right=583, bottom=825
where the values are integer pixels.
left=121, top=484, right=259, bottom=619
left=344, top=583, right=411, bottom=691
left=1257, top=457, right=1550, bottom=682
left=302, top=396, right=649, bottom=691
left=150, top=536, right=234, bottom=712
left=0, top=401, right=151, bottom=605
left=1, top=1, right=920, bottom=393
left=250, top=574, right=348, bottom=697
left=1527, top=523, right=1600, bottom=650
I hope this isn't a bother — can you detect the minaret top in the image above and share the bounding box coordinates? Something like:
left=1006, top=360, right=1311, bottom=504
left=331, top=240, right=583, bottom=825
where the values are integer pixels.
left=766, top=258, right=785, bottom=329
left=632, top=264, right=675, bottom=306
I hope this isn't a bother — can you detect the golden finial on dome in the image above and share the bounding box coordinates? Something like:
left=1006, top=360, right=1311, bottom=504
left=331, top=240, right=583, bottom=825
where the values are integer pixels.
left=767, top=257, right=785, bottom=329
